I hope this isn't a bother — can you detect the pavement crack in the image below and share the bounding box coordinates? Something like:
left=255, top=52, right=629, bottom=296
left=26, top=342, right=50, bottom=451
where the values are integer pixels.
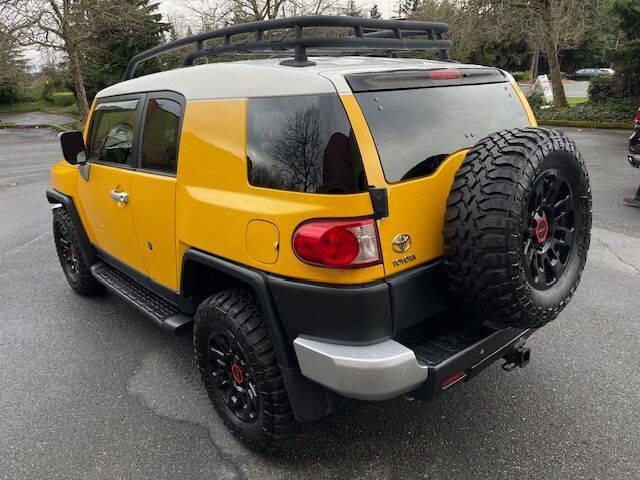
left=0, top=231, right=51, bottom=259
left=593, top=234, right=640, bottom=276
left=126, top=353, right=249, bottom=480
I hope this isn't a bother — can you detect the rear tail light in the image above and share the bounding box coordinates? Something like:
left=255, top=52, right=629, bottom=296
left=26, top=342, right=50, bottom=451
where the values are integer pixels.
left=427, top=69, right=462, bottom=80
left=293, top=218, right=381, bottom=268
left=635, top=108, right=640, bottom=125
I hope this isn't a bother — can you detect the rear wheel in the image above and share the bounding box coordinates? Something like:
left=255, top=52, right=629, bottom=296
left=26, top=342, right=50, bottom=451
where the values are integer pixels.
left=193, top=289, right=296, bottom=452
left=443, top=127, right=592, bottom=330
left=53, top=208, right=104, bottom=296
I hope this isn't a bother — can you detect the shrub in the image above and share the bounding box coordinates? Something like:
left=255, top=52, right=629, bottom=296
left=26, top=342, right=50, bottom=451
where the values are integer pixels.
left=52, top=91, right=76, bottom=106
left=614, top=69, right=640, bottom=98
left=588, top=75, right=616, bottom=102
left=511, top=71, right=530, bottom=82
left=534, top=97, right=639, bottom=124
left=0, top=85, right=23, bottom=104
left=526, top=90, right=545, bottom=108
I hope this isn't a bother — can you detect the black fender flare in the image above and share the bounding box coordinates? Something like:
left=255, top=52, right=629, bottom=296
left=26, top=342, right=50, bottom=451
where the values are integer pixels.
left=46, top=189, right=97, bottom=267
left=180, top=249, right=346, bottom=422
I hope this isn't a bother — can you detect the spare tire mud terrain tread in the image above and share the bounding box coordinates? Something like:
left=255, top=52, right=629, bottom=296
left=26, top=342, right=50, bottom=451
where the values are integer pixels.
left=443, top=127, right=592, bottom=330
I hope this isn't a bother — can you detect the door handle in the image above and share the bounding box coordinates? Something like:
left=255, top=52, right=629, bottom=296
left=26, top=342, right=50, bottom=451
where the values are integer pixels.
left=109, top=189, right=129, bottom=204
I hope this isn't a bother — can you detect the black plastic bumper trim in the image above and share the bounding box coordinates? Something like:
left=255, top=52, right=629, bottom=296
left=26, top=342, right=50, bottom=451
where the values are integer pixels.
left=268, top=276, right=393, bottom=346
left=412, top=327, right=532, bottom=401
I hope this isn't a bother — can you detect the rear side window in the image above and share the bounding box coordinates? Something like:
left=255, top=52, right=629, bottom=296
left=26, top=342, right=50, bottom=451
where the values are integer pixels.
left=140, top=98, right=181, bottom=174
left=247, top=95, right=366, bottom=194
left=355, top=83, right=530, bottom=183
left=89, top=99, right=138, bottom=165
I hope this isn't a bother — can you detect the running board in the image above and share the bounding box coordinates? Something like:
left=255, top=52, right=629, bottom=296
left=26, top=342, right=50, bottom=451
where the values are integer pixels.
left=91, top=262, right=192, bottom=334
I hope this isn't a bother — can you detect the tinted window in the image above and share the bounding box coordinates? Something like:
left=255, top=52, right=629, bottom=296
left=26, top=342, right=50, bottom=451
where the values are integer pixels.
left=355, top=83, right=530, bottom=183
left=89, top=99, right=138, bottom=165
left=247, top=95, right=365, bottom=194
left=140, top=98, right=181, bottom=173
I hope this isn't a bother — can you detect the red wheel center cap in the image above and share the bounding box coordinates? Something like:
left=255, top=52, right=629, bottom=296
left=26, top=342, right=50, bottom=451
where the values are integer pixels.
left=231, top=364, right=245, bottom=384
left=535, top=216, right=549, bottom=243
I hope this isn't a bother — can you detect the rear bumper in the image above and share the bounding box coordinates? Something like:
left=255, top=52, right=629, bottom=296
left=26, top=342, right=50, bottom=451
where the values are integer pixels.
left=293, top=338, right=427, bottom=400
left=268, top=259, right=451, bottom=346
left=293, top=327, right=532, bottom=401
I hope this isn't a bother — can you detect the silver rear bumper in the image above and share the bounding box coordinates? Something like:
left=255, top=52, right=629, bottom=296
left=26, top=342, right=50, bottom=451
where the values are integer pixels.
left=293, top=337, right=428, bottom=400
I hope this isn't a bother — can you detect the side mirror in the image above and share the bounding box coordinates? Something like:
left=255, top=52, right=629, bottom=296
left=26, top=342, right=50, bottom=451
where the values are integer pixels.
left=59, top=131, right=87, bottom=165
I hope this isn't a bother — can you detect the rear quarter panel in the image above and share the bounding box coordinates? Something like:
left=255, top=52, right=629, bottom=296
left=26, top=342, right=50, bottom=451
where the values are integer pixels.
left=175, top=99, right=385, bottom=285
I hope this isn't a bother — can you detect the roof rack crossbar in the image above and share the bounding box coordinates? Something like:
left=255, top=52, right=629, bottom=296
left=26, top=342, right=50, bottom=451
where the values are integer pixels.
left=123, top=16, right=452, bottom=80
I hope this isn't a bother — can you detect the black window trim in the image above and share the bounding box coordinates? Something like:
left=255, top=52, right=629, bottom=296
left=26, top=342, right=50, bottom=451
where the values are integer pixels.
left=88, top=92, right=147, bottom=170
left=88, top=90, right=186, bottom=176
left=136, top=90, right=186, bottom=178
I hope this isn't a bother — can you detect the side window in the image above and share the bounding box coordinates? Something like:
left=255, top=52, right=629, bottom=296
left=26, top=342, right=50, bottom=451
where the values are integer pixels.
left=246, top=94, right=366, bottom=194
left=140, top=98, right=181, bottom=174
left=89, top=99, right=138, bottom=165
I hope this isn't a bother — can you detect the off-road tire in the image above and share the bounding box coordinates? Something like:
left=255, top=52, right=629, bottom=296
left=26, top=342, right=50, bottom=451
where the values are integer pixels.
left=193, top=289, right=296, bottom=452
left=443, top=127, right=592, bottom=330
left=53, top=208, right=104, bottom=296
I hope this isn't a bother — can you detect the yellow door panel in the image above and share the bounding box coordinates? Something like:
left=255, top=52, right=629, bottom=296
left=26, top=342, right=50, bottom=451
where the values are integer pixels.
left=76, top=164, right=147, bottom=274
left=246, top=220, right=279, bottom=264
left=130, top=172, right=178, bottom=291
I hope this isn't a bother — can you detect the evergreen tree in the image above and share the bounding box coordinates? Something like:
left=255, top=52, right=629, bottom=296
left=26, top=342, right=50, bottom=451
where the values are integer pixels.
left=369, top=3, right=382, bottom=18
left=611, top=0, right=640, bottom=96
left=81, top=0, right=170, bottom=101
left=0, top=31, right=28, bottom=104
left=343, top=0, right=365, bottom=17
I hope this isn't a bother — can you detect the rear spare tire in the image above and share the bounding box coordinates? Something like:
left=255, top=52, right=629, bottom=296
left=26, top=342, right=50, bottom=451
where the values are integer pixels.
left=443, top=127, right=592, bottom=330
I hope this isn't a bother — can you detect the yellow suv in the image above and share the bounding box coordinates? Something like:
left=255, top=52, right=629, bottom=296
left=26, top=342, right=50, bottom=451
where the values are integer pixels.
left=48, top=17, right=592, bottom=451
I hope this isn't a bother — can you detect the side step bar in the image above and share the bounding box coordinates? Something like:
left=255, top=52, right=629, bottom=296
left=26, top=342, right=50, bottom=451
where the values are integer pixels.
left=91, top=262, right=192, bottom=334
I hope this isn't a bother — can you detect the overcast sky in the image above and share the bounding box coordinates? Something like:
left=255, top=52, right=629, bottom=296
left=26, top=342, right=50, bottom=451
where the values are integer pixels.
left=25, top=0, right=394, bottom=68
left=157, top=0, right=394, bottom=25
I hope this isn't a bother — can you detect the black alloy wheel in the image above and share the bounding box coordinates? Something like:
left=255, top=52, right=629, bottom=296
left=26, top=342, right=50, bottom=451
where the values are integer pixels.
left=207, top=330, right=260, bottom=424
left=58, top=230, right=81, bottom=284
left=524, top=171, right=576, bottom=290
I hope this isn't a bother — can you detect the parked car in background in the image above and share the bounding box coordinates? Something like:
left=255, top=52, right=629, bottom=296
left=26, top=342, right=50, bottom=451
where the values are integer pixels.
left=623, top=106, right=640, bottom=207
left=628, top=106, right=640, bottom=168
left=568, top=68, right=615, bottom=80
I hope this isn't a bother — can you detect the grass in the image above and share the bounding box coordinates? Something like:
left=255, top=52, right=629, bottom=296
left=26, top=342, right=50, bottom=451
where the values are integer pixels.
left=0, top=99, right=80, bottom=117
left=567, top=97, right=588, bottom=105
left=537, top=118, right=633, bottom=129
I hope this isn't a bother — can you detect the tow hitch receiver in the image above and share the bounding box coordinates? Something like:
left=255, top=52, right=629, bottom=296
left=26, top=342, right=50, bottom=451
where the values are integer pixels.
left=501, top=342, right=531, bottom=371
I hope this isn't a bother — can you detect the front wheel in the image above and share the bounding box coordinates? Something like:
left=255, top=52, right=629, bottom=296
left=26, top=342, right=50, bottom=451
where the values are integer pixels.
left=53, top=208, right=104, bottom=296
left=193, top=289, right=296, bottom=452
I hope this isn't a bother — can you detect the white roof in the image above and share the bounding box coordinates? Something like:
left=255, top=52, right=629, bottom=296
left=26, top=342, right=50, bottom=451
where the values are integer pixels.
left=97, top=56, right=488, bottom=101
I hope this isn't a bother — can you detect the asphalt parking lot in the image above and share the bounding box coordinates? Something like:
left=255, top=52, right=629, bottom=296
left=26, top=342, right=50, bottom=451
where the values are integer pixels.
left=1, top=125, right=639, bottom=480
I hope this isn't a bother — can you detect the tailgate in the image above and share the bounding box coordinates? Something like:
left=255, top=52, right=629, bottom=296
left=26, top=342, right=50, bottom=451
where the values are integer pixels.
left=341, top=70, right=533, bottom=275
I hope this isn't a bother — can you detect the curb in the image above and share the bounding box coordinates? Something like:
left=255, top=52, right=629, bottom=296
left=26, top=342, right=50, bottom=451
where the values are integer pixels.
left=537, top=119, right=633, bottom=130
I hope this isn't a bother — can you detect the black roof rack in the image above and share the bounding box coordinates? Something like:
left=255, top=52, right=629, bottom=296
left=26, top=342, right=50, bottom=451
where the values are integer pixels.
left=123, top=15, right=452, bottom=81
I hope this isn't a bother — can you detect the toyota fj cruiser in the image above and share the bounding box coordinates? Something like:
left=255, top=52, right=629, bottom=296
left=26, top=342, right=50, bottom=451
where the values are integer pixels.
left=48, top=16, right=592, bottom=451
